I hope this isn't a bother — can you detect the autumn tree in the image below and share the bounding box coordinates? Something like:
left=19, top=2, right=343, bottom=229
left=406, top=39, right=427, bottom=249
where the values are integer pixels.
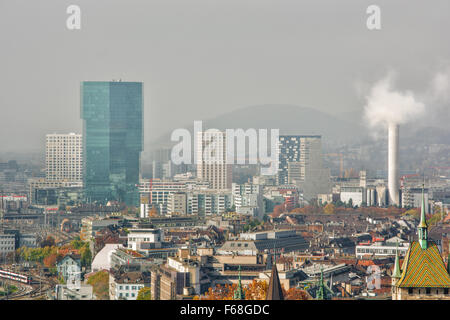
left=323, top=203, right=335, bottom=215
left=43, top=253, right=60, bottom=268
left=137, top=287, right=152, bottom=300
left=200, top=283, right=236, bottom=300
left=87, top=270, right=110, bottom=300
left=272, top=204, right=285, bottom=217
left=149, top=207, right=158, bottom=217
left=245, top=280, right=268, bottom=300
left=283, top=287, right=310, bottom=300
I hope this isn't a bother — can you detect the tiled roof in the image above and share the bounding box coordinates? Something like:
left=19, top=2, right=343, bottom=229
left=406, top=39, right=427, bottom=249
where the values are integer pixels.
left=396, top=241, right=450, bottom=288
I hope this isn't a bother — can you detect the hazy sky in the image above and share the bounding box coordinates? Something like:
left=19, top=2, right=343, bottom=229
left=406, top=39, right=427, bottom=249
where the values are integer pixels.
left=1, top=0, right=449, bottom=153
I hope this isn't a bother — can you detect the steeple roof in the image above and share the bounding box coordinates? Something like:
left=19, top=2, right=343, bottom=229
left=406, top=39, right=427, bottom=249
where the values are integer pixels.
left=396, top=241, right=450, bottom=288
left=392, top=244, right=402, bottom=278
left=418, top=185, right=428, bottom=229
left=266, top=264, right=284, bottom=300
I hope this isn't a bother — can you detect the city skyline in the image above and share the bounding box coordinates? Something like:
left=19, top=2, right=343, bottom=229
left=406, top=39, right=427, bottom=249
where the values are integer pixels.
left=1, top=1, right=450, bottom=153
left=0, top=0, right=449, bottom=306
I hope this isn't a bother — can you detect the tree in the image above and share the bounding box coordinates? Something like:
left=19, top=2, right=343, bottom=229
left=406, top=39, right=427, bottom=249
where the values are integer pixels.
left=149, top=207, right=158, bottom=217
left=272, top=204, right=284, bottom=217
left=87, top=271, right=110, bottom=300
left=41, top=236, right=56, bottom=248
left=347, top=198, right=353, bottom=209
left=323, top=203, right=335, bottom=215
left=245, top=280, right=268, bottom=300
left=43, top=253, right=59, bottom=268
left=136, top=287, right=152, bottom=300
left=70, top=239, right=85, bottom=250
left=403, top=208, right=420, bottom=219
left=80, top=246, right=92, bottom=268
left=283, top=287, right=310, bottom=300
left=200, top=284, right=236, bottom=300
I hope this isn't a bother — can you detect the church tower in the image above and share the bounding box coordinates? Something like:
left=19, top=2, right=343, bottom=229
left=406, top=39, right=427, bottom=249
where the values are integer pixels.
left=233, top=266, right=245, bottom=300
left=391, top=186, right=450, bottom=299
left=391, top=243, right=402, bottom=298
left=418, top=185, right=428, bottom=250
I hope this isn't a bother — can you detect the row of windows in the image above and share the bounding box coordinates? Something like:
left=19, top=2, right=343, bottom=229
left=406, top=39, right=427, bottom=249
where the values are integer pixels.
left=230, top=243, right=249, bottom=248
left=408, top=288, right=449, bottom=295
left=118, top=285, right=142, bottom=291
left=119, top=292, right=135, bottom=298
left=0, top=247, right=15, bottom=251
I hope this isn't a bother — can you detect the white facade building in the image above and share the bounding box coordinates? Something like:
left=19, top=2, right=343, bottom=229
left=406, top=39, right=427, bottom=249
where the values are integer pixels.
left=46, top=133, right=83, bottom=182
left=232, top=183, right=265, bottom=217
left=0, top=234, right=15, bottom=255
left=167, top=192, right=187, bottom=215
left=127, top=228, right=163, bottom=251
left=197, top=131, right=232, bottom=190
left=340, top=186, right=364, bottom=207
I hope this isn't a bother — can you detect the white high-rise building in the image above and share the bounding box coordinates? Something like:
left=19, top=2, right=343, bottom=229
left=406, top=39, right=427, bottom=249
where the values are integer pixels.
left=196, top=130, right=232, bottom=190
left=46, top=133, right=83, bottom=182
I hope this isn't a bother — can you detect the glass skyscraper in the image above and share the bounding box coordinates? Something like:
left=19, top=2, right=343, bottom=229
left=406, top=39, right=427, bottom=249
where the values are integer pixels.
left=81, top=81, right=143, bottom=206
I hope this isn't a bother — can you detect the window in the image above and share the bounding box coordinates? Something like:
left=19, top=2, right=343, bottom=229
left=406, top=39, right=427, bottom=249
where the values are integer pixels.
left=426, top=288, right=431, bottom=295
left=444, top=288, right=449, bottom=295
left=408, top=288, right=413, bottom=295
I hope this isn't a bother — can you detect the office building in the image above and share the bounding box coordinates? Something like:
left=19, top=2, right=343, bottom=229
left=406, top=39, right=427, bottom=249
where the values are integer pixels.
left=286, top=136, right=330, bottom=201
left=81, top=81, right=143, bottom=206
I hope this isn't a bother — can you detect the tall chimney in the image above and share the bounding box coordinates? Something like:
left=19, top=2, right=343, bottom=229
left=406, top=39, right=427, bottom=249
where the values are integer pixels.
left=388, top=123, right=400, bottom=206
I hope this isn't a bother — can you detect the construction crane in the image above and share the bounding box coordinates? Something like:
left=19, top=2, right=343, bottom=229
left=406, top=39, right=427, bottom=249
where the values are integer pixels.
left=325, top=153, right=344, bottom=178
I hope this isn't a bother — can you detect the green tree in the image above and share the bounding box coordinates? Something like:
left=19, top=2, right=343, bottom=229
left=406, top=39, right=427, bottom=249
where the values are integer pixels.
left=136, top=287, right=152, bottom=300
left=81, top=246, right=92, bottom=268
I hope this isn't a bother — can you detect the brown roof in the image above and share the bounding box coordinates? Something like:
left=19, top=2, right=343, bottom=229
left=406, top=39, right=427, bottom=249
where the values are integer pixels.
left=266, top=265, right=284, bottom=300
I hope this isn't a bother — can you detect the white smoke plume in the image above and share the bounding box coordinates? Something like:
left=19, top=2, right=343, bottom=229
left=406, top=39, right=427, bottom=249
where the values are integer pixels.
left=363, top=72, right=425, bottom=130
left=429, top=69, right=450, bottom=102
left=363, top=68, right=450, bottom=135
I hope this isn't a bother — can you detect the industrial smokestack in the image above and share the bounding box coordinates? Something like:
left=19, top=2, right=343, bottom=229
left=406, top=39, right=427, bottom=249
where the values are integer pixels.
left=388, top=123, right=400, bottom=206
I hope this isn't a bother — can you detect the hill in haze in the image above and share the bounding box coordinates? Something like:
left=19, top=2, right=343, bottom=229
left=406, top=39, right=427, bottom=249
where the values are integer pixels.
left=148, top=104, right=366, bottom=150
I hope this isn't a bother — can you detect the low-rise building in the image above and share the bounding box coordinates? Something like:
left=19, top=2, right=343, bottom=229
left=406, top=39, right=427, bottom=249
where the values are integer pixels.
left=55, top=284, right=93, bottom=300
left=57, top=254, right=81, bottom=281
left=109, top=267, right=151, bottom=300
left=127, top=228, right=163, bottom=251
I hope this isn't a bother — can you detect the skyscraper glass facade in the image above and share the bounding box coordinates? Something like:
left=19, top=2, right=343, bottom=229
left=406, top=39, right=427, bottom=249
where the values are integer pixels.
left=81, top=81, right=143, bottom=206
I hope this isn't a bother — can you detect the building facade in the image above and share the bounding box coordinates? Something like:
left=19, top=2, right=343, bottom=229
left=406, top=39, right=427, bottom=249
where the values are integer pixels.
left=196, top=131, right=232, bottom=190
left=81, top=81, right=143, bottom=206
left=46, top=133, right=83, bottom=183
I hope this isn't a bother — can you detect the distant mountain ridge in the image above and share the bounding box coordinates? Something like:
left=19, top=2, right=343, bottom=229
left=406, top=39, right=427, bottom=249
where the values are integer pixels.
left=148, top=104, right=366, bottom=150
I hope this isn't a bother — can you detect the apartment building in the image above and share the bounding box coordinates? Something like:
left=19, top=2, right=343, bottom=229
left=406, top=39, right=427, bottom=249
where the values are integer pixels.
left=46, top=133, right=83, bottom=182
